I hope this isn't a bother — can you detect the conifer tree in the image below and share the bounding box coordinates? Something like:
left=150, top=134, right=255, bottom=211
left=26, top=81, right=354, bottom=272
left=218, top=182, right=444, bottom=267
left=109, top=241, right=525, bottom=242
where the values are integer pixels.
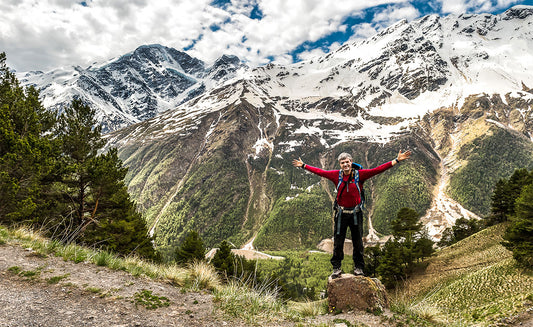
left=56, top=98, right=105, bottom=232
left=488, top=168, right=533, bottom=225
left=377, top=207, right=434, bottom=288
left=0, top=52, right=57, bottom=224
left=54, top=98, right=155, bottom=258
left=175, top=231, right=205, bottom=264
left=502, top=183, right=533, bottom=267
left=211, top=240, right=235, bottom=276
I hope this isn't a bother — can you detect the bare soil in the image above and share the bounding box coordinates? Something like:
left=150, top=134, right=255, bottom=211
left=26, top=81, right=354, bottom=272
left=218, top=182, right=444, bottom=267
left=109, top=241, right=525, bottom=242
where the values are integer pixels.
left=0, top=244, right=241, bottom=327
left=0, top=243, right=395, bottom=327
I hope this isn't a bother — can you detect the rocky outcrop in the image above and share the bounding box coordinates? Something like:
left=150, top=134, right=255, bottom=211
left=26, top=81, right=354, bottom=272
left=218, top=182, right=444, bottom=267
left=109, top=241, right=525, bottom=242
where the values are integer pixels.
left=327, top=274, right=389, bottom=313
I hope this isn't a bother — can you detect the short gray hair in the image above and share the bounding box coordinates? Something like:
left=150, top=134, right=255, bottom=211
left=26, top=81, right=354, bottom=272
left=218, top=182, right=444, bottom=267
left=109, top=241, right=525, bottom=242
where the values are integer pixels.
left=337, top=152, right=352, bottom=162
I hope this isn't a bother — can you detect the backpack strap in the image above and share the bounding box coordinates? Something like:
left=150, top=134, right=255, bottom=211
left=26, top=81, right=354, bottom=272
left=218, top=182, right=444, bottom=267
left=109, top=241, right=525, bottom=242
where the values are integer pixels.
left=335, top=165, right=364, bottom=208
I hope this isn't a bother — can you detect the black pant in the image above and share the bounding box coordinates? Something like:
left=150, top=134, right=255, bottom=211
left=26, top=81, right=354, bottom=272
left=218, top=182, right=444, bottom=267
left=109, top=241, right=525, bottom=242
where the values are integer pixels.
left=330, top=210, right=364, bottom=270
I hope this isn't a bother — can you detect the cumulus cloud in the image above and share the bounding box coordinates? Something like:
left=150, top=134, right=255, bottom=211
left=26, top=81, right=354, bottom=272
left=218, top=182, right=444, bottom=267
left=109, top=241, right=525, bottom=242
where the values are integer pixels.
left=373, top=4, right=420, bottom=26
left=437, top=0, right=523, bottom=14
left=0, top=0, right=529, bottom=72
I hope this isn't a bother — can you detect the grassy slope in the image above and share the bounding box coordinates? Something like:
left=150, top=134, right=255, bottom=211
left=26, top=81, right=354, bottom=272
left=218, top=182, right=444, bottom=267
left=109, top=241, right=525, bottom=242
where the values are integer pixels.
left=448, top=126, right=533, bottom=216
left=397, top=223, right=533, bottom=326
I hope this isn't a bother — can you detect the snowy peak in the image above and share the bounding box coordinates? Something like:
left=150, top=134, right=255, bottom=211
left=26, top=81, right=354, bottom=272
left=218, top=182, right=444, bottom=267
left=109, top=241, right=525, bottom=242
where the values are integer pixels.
left=241, top=5, right=533, bottom=120
left=18, top=44, right=246, bottom=133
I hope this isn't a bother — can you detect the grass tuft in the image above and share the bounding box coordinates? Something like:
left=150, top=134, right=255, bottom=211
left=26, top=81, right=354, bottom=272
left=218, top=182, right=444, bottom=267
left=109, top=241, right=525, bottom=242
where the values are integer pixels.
left=288, top=299, right=328, bottom=317
left=187, top=260, right=220, bottom=291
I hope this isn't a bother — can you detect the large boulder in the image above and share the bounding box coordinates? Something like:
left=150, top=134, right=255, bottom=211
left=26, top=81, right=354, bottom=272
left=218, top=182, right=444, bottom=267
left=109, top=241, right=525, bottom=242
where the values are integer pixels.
left=327, top=274, right=389, bottom=313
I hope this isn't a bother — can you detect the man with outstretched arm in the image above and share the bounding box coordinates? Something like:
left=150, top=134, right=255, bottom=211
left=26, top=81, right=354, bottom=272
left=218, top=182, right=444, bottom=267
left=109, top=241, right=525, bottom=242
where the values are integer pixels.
left=292, top=150, right=411, bottom=278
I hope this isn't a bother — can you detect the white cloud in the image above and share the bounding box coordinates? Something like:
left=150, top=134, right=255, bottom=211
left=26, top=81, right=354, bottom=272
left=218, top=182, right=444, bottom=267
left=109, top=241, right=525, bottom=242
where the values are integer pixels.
left=0, top=0, right=528, bottom=72
left=373, top=4, right=420, bottom=27
left=437, top=0, right=523, bottom=14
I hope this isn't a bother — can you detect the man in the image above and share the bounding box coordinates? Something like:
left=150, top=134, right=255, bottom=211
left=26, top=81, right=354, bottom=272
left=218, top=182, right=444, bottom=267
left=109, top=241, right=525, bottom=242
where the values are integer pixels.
left=292, top=150, right=411, bottom=278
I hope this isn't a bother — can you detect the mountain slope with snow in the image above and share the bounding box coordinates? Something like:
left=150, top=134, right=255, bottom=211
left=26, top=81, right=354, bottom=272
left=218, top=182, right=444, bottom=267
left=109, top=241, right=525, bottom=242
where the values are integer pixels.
left=18, top=45, right=247, bottom=132
left=21, top=6, right=533, bottom=251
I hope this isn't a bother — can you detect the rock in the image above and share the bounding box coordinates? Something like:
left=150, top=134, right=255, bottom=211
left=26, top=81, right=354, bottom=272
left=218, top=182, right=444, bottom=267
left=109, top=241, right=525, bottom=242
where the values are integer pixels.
left=317, top=238, right=353, bottom=255
left=327, top=274, right=389, bottom=313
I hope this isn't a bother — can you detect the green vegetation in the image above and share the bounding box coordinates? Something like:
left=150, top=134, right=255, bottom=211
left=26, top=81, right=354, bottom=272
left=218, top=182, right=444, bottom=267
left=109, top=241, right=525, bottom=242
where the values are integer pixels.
left=174, top=230, right=205, bottom=264
left=437, top=217, right=482, bottom=247
left=255, top=188, right=332, bottom=250
left=0, top=52, right=155, bottom=259
left=257, top=250, right=353, bottom=301
left=396, top=224, right=533, bottom=326
left=371, top=159, right=434, bottom=235
left=46, top=273, right=70, bottom=284
left=154, top=153, right=249, bottom=257
left=502, top=183, right=533, bottom=267
left=7, top=265, right=43, bottom=280
left=449, top=127, right=533, bottom=216
left=132, top=289, right=171, bottom=310
left=211, top=240, right=258, bottom=280
left=2, top=223, right=531, bottom=326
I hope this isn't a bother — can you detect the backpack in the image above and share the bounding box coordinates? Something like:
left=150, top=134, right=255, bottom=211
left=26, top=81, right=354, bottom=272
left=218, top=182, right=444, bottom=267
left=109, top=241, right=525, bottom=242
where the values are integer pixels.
left=335, top=162, right=365, bottom=209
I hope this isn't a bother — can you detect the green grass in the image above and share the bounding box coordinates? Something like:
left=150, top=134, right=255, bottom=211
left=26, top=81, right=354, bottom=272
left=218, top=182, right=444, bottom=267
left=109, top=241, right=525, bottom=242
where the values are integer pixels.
left=132, top=289, right=171, bottom=309
left=393, top=224, right=533, bottom=326
left=46, top=273, right=70, bottom=284
left=3, top=223, right=530, bottom=326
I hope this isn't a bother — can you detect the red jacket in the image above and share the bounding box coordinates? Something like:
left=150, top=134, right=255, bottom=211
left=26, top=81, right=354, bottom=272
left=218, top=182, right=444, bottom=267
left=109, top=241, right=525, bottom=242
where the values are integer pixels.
left=304, top=162, right=393, bottom=208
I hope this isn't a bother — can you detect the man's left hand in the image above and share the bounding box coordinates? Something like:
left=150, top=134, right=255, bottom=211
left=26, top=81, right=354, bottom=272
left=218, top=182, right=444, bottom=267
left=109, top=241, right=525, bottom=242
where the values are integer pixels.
left=397, top=149, right=412, bottom=162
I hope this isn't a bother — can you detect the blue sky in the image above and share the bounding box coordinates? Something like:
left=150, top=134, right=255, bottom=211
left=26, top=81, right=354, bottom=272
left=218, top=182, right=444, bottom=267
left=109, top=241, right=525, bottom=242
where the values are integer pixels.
left=1, top=0, right=532, bottom=72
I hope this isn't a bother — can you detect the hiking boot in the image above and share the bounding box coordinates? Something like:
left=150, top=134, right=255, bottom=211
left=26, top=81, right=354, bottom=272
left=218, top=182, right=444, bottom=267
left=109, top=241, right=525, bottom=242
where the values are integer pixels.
left=354, top=267, right=364, bottom=276
left=330, top=268, right=342, bottom=279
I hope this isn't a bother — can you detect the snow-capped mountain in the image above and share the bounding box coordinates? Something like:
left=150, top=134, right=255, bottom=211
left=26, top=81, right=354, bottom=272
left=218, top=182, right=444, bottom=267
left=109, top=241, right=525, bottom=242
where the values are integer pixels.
left=21, top=6, right=533, bottom=250
left=245, top=5, right=533, bottom=121
left=18, top=44, right=247, bottom=132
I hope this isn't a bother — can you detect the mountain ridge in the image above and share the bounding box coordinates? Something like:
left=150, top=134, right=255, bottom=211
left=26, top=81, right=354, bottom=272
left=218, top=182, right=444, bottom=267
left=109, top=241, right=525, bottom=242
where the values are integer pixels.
left=18, top=6, right=533, bottom=252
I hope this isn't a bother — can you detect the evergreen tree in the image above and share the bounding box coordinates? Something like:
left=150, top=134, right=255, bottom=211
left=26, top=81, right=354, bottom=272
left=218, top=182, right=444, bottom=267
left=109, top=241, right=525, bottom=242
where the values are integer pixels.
left=391, top=207, right=422, bottom=241
left=211, top=240, right=257, bottom=280
left=414, top=228, right=435, bottom=261
left=82, top=149, right=156, bottom=259
left=376, top=239, right=405, bottom=288
left=487, top=168, right=533, bottom=225
left=56, top=98, right=105, bottom=235
left=175, top=231, right=205, bottom=264
left=211, top=240, right=236, bottom=276
left=54, top=98, right=155, bottom=258
left=502, top=183, right=533, bottom=267
left=0, top=52, right=57, bottom=224
left=364, top=244, right=383, bottom=277
left=488, top=178, right=511, bottom=224
left=377, top=207, right=434, bottom=288
left=437, top=227, right=454, bottom=247
left=452, top=217, right=481, bottom=242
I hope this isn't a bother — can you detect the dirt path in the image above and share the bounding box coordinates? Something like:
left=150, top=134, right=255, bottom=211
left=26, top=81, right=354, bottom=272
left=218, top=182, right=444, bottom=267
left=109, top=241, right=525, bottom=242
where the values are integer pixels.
left=0, top=244, right=241, bottom=327
left=0, top=242, right=398, bottom=327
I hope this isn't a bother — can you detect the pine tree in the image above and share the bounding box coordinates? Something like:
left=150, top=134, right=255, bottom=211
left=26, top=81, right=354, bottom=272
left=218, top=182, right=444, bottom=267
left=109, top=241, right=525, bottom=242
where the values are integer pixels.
left=175, top=231, right=205, bottom=264
left=0, top=52, right=57, bottom=224
left=391, top=207, right=422, bottom=242
left=502, top=183, right=533, bottom=267
left=488, top=178, right=511, bottom=224
left=211, top=240, right=236, bottom=276
left=54, top=98, right=155, bottom=258
left=364, top=244, right=383, bottom=277
left=376, top=239, right=405, bottom=288
left=488, top=168, right=533, bottom=225
left=82, top=149, right=156, bottom=259
left=377, top=207, right=434, bottom=288
left=56, top=98, right=105, bottom=234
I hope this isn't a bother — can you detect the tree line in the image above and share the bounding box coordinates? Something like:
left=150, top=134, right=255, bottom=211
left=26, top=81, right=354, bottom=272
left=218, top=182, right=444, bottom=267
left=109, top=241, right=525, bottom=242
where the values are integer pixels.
left=0, top=52, right=155, bottom=259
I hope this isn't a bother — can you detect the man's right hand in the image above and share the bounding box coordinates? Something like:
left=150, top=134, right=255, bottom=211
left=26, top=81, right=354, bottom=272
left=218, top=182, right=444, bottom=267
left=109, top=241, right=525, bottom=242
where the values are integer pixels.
left=292, top=157, right=304, bottom=168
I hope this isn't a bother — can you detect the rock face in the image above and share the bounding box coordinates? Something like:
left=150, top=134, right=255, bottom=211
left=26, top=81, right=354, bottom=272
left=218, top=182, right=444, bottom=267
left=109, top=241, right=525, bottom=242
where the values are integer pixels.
left=327, top=274, right=389, bottom=313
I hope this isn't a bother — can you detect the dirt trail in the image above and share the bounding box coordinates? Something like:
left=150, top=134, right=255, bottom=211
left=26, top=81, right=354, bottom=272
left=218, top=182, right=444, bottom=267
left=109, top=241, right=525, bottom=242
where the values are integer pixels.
left=0, top=242, right=395, bottom=327
left=0, top=244, right=240, bottom=327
